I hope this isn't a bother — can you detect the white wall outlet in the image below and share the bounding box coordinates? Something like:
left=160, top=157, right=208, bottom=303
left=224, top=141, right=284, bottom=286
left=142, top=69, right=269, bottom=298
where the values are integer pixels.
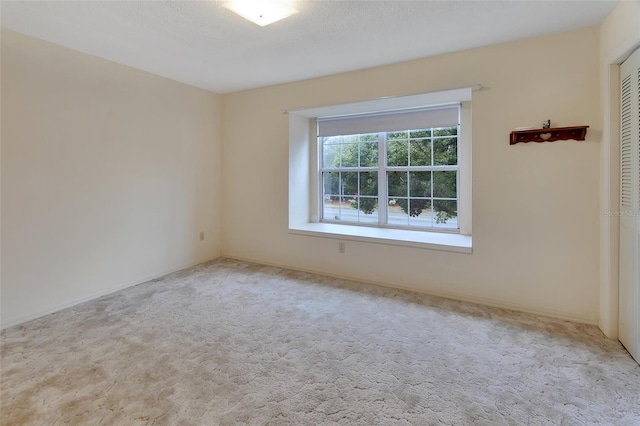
left=199, top=231, right=205, bottom=241
left=338, top=241, right=346, bottom=254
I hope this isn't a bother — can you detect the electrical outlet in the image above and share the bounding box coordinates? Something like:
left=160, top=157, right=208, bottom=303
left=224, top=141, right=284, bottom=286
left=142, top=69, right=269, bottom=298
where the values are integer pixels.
left=338, top=241, right=346, bottom=254
left=199, top=231, right=205, bottom=241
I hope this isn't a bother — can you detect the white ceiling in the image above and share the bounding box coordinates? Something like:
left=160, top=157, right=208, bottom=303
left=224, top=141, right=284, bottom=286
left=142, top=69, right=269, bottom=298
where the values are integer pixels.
left=1, top=0, right=618, bottom=94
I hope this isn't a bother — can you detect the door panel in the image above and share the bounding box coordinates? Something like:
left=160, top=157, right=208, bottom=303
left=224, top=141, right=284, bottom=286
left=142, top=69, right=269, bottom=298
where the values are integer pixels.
left=619, top=46, right=640, bottom=364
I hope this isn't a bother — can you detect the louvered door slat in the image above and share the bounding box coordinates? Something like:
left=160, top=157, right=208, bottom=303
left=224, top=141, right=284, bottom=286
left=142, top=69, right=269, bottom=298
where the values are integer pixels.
left=621, top=75, right=633, bottom=208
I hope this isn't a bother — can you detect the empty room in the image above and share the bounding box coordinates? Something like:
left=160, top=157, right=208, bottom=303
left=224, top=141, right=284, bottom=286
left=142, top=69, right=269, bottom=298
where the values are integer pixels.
left=2, top=0, right=640, bottom=424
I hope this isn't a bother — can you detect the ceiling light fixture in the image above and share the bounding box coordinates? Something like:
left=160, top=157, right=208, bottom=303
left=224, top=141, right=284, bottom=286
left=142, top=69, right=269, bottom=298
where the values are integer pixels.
left=224, top=0, right=298, bottom=27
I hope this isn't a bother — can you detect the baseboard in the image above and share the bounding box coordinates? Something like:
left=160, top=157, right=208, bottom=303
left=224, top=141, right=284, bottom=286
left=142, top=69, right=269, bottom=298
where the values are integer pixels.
left=1, top=255, right=221, bottom=330
left=3, top=253, right=598, bottom=330
left=223, top=254, right=600, bottom=326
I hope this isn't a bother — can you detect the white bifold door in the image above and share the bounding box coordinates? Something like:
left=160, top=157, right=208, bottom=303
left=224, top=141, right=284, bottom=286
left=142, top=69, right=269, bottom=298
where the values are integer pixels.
left=619, top=46, right=640, bottom=364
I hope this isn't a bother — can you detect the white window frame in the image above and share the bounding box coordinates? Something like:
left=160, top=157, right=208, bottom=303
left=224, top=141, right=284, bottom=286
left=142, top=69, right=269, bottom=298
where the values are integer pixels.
left=288, top=87, right=474, bottom=253
left=318, top=121, right=461, bottom=233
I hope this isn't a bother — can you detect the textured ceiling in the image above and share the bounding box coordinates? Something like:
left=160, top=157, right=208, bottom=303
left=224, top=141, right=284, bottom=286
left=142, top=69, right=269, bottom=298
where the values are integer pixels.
left=1, top=1, right=618, bottom=94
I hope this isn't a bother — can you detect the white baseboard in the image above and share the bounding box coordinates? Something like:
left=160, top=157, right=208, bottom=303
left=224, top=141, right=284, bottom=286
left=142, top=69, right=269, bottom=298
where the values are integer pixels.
left=3, top=253, right=599, bottom=330
left=1, top=256, right=221, bottom=330
left=223, top=254, right=600, bottom=326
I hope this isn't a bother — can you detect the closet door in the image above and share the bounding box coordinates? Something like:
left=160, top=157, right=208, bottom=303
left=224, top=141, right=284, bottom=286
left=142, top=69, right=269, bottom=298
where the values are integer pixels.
left=619, top=46, right=640, bottom=364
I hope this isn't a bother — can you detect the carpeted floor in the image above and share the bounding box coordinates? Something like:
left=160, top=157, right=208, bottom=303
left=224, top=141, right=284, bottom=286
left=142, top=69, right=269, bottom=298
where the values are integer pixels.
left=1, top=258, right=639, bottom=425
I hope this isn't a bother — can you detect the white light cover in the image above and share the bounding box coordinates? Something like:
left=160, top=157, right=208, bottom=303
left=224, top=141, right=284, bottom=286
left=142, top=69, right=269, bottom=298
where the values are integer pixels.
left=224, top=0, right=298, bottom=27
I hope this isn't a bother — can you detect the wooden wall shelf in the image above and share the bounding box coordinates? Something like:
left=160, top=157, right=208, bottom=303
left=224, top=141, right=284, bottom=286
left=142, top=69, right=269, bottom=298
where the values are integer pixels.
left=510, top=126, right=589, bottom=145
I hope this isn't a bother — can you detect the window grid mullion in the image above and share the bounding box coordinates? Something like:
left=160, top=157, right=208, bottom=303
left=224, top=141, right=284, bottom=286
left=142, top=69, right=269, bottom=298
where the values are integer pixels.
left=430, top=134, right=435, bottom=222
left=357, top=171, right=361, bottom=222
left=378, top=132, right=387, bottom=226
left=456, top=123, right=462, bottom=228
left=321, top=167, right=377, bottom=172
left=386, top=166, right=459, bottom=172
left=338, top=171, right=343, bottom=219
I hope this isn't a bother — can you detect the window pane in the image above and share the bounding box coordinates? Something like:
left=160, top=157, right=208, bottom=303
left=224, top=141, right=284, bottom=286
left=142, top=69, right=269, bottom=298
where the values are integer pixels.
left=360, top=133, right=378, bottom=142
left=434, top=137, right=457, bottom=166
left=359, top=172, right=378, bottom=196
left=387, top=140, right=408, bottom=166
left=323, top=136, right=343, bottom=144
left=387, top=171, right=407, bottom=197
left=434, top=127, right=457, bottom=137
left=337, top=197, right=358, bottom=222
left=322, top=171, right=341, bottom=221
left=408, top=198, right=429, bottom=217
left=408, top=199, right=433, bottom=228
left=323, top=198, right=341, bottom=221
left=410, top=139, right=431, bottom=166
left=433, top=200, right=458, bottom=229
left=340, top=143, right=358, bottom=167
left=433, top=171, right=457, bottom=198
left=410, top=129, right=431, bottom=138
left=388, top=198, right=408, bottom=226
left=409, top=171, right=431, bottom=198
left=323, top=172, right=340, bottom=196
left=359, top=142, right=378, bottom=167
left=357, top=197, right=378, bottom=220
left=341, top=172, right=358, bottom=196
left=323, top=143, right=339, bottom=168
left=388, top=131, right=408, bottom=140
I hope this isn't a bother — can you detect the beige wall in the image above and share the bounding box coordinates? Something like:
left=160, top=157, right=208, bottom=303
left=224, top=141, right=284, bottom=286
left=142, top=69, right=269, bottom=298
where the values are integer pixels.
left=222, top=28, right=601, bottom=323
left=598, top=0, right=640, bottom=338
left=600, top=0, right=640, bottom=58
left=1, top=30, right=223, bottom=326
left=1, top=24, right=608, bottom=328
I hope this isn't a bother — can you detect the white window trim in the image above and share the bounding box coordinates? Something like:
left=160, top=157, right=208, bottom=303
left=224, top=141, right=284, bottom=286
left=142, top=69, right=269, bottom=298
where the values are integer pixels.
left=288, top=88, right=473, bottom=253
left=289, top=222, right=472, bottom=253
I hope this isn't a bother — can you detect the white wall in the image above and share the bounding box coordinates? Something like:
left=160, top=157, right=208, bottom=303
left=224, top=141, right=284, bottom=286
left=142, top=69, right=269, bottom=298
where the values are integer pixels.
left=222, top=28, right=601, bottom=324
left=1, top=30, right=223, bottom=327
left=598, top=0, right=640, bottom=338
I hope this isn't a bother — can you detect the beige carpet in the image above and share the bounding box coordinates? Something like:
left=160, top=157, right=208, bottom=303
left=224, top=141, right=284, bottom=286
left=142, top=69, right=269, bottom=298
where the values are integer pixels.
left=1, top=258, right=639, bottom=425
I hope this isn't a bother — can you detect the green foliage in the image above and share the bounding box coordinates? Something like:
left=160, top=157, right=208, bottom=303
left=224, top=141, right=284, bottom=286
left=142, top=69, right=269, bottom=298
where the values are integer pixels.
left=353, top=198, right=377, bottom=215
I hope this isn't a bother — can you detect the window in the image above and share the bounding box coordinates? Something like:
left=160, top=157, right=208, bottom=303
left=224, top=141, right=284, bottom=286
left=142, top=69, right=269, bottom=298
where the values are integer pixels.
left=288, top=87, right=473, bottom=252
left=318, top=106, right=460, bottom=232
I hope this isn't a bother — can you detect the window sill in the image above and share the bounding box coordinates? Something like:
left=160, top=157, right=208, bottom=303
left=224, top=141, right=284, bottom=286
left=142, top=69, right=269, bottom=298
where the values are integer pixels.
left=289, top=223, right=472, bottom=253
